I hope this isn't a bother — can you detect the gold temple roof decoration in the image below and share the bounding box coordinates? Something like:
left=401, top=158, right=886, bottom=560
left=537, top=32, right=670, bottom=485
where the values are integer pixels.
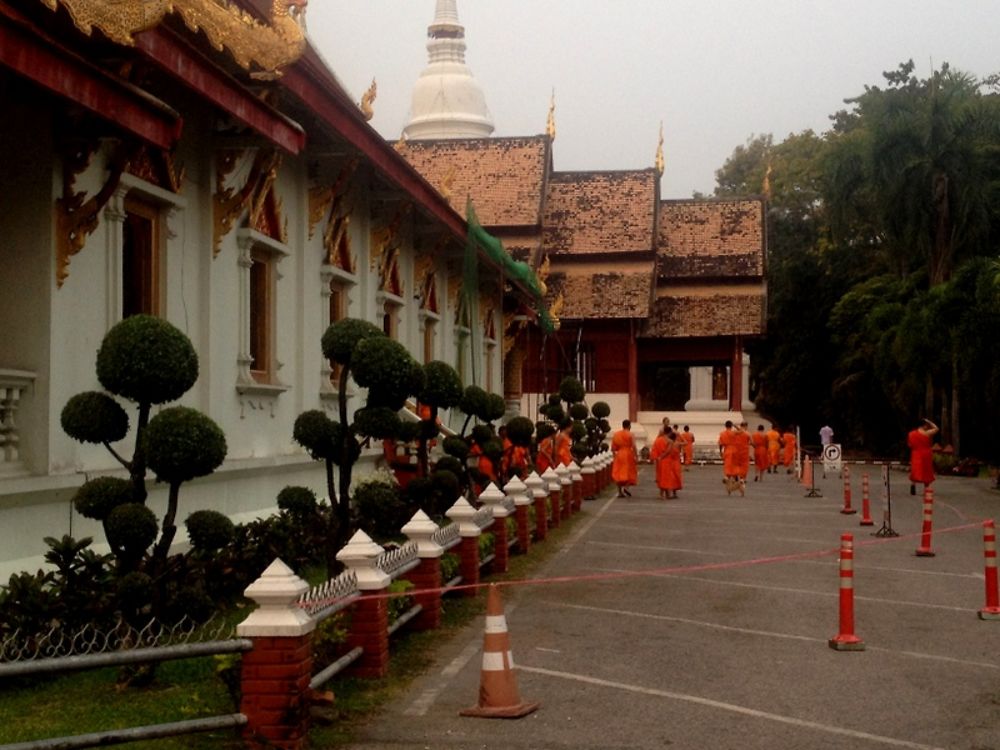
left=360, top=78, right=377, bottom=121
left=655, top=122, right=665, bottom=176
left=546, top=90, right=556, bottom=141
left=38, top=0, right=307, bottom=80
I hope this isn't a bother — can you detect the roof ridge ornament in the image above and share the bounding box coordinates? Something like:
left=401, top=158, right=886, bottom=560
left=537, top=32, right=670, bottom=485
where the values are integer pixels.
left=39, top=0, right=307, bottom=80
left=655, top=121, right=665, bottom=176
left=546, top=90, right=556, bottom=141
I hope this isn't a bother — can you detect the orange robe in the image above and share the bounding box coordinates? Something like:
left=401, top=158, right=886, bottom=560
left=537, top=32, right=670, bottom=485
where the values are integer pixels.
left=611, top=429, right=638, bottom=486
left=651, top=435, right=682, bottom=491
left=782, top=432, right=797, bottom=467
left=555, top=433, right=573, bottom=467
left=908, top=429, right=935, bottom=485
left=535, top=435, right=556, bottom=473
left=719, top=429, right=736, bottom=476
left=766, top=429, right=781, bottom=466
left=679, top=431, right=695, bottom=465
left=730, top=430, right=751, bottom=479
left=751, top=431, right=769, bottom=471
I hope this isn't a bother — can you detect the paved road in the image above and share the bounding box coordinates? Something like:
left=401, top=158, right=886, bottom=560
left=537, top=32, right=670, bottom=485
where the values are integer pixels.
left=339, top=463, right=1000, bottom=749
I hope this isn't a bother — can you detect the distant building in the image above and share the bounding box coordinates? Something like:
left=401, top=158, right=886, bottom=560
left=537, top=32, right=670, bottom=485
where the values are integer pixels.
left=396, top=1, right=768, bottom=450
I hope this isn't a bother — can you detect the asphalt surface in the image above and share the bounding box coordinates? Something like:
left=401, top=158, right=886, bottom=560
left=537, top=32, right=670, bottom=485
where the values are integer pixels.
left=337, top=462, right=1000, bottom=750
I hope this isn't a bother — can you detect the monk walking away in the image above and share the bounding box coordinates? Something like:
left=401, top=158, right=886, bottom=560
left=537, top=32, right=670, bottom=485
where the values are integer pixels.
left=650, top=426, right=682, bottom=499
left=679, top=425, right=695, bottom=469
left=751, top=424, right=769, bottom=481
left=611, top=420, right=638, bottom=498
left=908, top=418, right=938, bottom=495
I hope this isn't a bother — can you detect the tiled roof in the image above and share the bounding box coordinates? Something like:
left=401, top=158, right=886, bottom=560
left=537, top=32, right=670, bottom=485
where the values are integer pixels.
left=542, top=170, right=657, bottom=256
left=394, top=136, right=549, bottom=227
left=545, top=269, right=653, bottom=319
left=640, top=291, right=765, bottom=337
left=657, top=199, right=764, bottom=279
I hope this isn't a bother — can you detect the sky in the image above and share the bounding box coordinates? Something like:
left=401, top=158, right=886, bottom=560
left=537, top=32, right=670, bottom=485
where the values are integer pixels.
left=308, top=1, right=999, bottom=199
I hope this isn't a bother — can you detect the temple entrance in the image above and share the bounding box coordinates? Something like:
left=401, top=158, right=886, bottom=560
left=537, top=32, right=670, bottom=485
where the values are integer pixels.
left=638, top=365, right=690, bottom=411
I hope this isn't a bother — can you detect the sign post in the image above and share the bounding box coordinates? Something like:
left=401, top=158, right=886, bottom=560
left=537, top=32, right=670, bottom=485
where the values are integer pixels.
left=874, top=464, right=898, bottom=537
left=822, top=444, right=842, bottom=475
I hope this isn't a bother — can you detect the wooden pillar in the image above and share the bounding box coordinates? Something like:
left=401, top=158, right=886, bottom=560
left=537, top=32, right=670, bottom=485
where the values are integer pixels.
left=628, top=320, right=639, bottom=421
left=729, top=336, right=743, bottom=411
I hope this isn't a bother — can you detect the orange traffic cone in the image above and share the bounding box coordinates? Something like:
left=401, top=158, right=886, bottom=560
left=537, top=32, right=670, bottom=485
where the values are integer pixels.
left=460, top=584, right=540, bottom=719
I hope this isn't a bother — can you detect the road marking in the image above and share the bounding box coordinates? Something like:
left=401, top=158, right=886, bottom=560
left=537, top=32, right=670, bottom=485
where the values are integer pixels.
left=546, top=601, right=1000, bottom=671
left=592, top=567, right=977, bottom=613
left=519, top=664, right=948, bottom=750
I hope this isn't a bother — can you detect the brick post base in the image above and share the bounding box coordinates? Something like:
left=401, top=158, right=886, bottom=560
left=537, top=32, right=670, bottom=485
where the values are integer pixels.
left=561, top=485, right=572, bottom=519
left=534, top=495, right=548, bottom=541
left=549, top=490, right=562, bottom=528
left=516, top=504, right=531, bottom=553
left=241, top=636, right=312, bottom=750
left=347, top=592, right=390, bottom=677
left=492, top=517, right=510, bottom=573
left=408, top=556, right=442, bottom=631
left=459, top=535, right=480, bottom=597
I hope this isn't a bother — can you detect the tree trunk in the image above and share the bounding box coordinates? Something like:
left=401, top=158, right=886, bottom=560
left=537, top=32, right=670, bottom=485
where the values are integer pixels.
left=131, top=402, right=151, bottom=504
left=152, top=482, right=181, bottom=569
left=951, top=354, right=961, bottom=456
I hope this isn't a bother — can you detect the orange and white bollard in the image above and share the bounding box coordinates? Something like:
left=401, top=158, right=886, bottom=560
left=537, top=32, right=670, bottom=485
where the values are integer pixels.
left=829, top=533, right=865, bottom=651
left=859, top=473, right=874, bottom=527
left=915, top=487, right=935, bottom=557
left=841, top=465, right=856, bottom=515
left=979, top=520, right=1000, bottom=621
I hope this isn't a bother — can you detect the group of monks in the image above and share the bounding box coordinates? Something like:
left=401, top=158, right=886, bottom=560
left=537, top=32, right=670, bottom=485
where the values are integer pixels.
left=720, top=422, right=799, bottom=492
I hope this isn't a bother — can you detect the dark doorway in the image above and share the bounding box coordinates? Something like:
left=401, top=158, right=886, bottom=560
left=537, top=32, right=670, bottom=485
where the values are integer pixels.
left=639, top=365, right=690, bottom=411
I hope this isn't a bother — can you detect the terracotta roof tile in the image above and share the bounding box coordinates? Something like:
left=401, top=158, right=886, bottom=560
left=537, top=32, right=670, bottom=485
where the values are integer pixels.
left=394, top=136, right=549, bottom=227
left=546, top=269, right=653, bottom=319
left=640, top=291, right=765, bottom=337
left=657, top=199, right=764, bottom=279
left=543, top=171, right=657, bottom=256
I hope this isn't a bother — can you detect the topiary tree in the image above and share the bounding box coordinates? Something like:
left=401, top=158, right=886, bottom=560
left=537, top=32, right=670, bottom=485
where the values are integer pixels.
left=417, top=361, right=463, bottom=476
left=60, top=316, right=227, bottom=584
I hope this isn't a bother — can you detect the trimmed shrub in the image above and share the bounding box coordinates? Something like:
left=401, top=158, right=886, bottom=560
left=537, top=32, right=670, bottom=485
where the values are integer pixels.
left=293, top=410, right=343, bottom=462
left=144, top=407, right=227, bottom=484
left=485, top=393, right=507, bottom=422
left=569, top=403, right=590, bottom=421
left=61, top=391, right=129, bottom=445
left=505, top=416, right=534, bottom=446
left=354, top=477, right=408, bottom=540
left=482, top=438, right=504, bottom=463
left=354, top=407, right=403, bottom=439
left=352, top=337, right=424, bottom=409
left=558, top=376, right=586, bottom=405
left=277, top=485, right=319, bottom=516
left=471, top=424, right=494, bottom=447
left=185, top=510, right=235, bottom=551
left=106, top=503, right=158, bottom=560
left=421, top=361, right=463, bottom=409
left=398, top=420, right=422, bottom=443
left=460, top=386, right=489, bottom=420
left=535, top=422, right=556, bottom=441
left=321, top=318, right=384, bottom=366
left=443, top=436, right=470, bottom=460
left=96, top=315, right=198, bottom=404
left=591, top=401, right=611, bottom=419
left=73, top=477, right=134, bottom=521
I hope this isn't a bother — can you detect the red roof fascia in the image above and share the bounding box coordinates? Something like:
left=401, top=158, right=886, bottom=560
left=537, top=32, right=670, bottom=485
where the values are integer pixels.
left=0, top=7, right=181, bottom=149
left=282, top=54, right=466, bottom=238
left=133, top=27, right=306, bottom=154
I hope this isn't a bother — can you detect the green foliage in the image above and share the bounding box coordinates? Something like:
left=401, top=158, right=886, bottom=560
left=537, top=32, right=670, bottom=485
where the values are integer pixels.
left=570, top=423, right=587, bottom=441
left=60, top=392, right=129, bottom=445
left=351, top=337, right=424, bottom=410
left=321, top=318, right=384, bottom=366
left=420, top=360, right=463, bottom=409
left=591, top=401, right=611, bottom=419
left=459, top=385, right=489, bottom=421
left=276, top=485, right=319, bottom=516
left=558, top=376, right=585, bottom=404
left=96, top=315, right=198, bottom=405
left=293, top=410, right=344, bottom=463
left=505, top=416, right=534, bottom=446
left=353, top=475, right=408, bottom=540
left=485, top=393, right=507, bottom=422
left=535, top=422, right=556, bottom=441
left=105, top=504, right=158, bottom=561
left=443, top=436, right=470, bottom=460
left=569, top=403, right=589, bottom=421
left=144, top=407, right=226, bottom=485
left=73, top=477, right=133, bottom=521
left=398, top=420, right=422, bottom=443
left=482, top=438, right=504, bottom=463
left=386, top=578, right=415, bottom=625
left=429, top=468, right=461, bottom=508
left=184, top=510, right=235, bottom=551
left=478, top=532, right=495, bottom=559
left=439, top=551, right=460, bottom=583
left=470, top=424, right=493, bottom=447
left=353, top=407, right=403, bottom=440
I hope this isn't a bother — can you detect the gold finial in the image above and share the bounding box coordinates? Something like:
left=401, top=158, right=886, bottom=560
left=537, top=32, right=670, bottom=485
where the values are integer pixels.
left=546, top=89, right=556, bottom=140
left=536, top=254, right=551, bottom=296
left=655, top=121, right=665, bottom=176
left=762, top=162, right=773, bottom=200
left=360, top=78, right=377, bottom=121
left=440, top=165, right=457, bottom=201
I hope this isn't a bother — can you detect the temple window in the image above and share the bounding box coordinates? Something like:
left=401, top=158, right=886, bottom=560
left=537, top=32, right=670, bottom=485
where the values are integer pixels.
left=121, top=195, right=161, bottom=318
left=237, top=229, right=288, bottom=395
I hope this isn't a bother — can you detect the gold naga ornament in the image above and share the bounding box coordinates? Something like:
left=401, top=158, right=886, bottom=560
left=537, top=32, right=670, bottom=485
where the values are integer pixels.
left=359, top=79, right=377, bottom=121
left=655, top=122, right=665, bottom=176
left=38, top=0, right=308, bottom=80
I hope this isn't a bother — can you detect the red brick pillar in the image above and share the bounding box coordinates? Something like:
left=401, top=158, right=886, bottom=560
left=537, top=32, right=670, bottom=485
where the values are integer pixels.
left=556, top=464, right=572, bottom=519
left=504, top=476, right=531, bottom=554
left=525, top=472, right=548, bottom=542
left=336, top=531, right=391, bottom=678
left=569, top=461, right=583, bottom=511
left=542, top=467, right=561, bottom=528
left=402, top=510, right=444, bottom=631
left=446, top=497, right=483, bottom=598
left=237, top=559, right=315, bottom=750
left=581, top=456, right=596, bottom=500
left=478, top=482, right=513, bottom=574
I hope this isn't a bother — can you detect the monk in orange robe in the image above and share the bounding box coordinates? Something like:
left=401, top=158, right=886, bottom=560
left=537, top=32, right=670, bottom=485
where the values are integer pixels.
left=611, top=420, right=638, bottom=497
left=679, top=425, right=695, bottom=468
left=765, top=426, right=781, bottom=474
left=782, top=428, right=797, bottom=473
left=554, top=421, right=573, bottom=467
left=731, top=422, right=751, bottom=485
left=651, top=428, right=683, bottom=499
left=908, top=418, right=939, bottom=494
left=535, top=432, right=556, bottom=473
left=751, top=424, right=769, bottom=481
left=718, top=420, right=736, bottom=478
